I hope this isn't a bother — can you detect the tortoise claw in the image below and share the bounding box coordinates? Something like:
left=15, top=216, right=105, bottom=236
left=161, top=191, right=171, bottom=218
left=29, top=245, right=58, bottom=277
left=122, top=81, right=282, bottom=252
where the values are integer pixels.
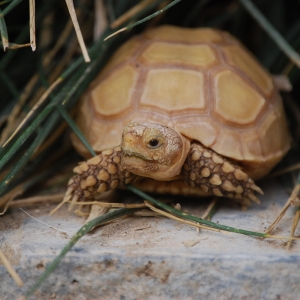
left=247, top=193, right=261, bottom=204
left=251, top=183, right=264, bottom=195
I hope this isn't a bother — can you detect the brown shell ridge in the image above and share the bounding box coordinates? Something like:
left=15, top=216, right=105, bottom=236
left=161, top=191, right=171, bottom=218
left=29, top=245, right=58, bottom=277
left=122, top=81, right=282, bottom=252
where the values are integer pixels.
left=212, top=69, right=270, bottom=128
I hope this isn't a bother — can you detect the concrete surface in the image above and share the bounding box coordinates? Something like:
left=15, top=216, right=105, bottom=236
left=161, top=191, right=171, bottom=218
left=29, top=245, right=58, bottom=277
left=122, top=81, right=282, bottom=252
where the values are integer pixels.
left=0, top=178, right=300, bottom=300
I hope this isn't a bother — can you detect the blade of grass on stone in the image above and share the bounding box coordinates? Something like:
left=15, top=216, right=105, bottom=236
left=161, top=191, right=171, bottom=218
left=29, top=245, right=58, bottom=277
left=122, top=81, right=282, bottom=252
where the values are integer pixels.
left=25, top=206, right=140, bottom=298
left=239, top=0, right=300, bottom=69
left=104, top=0, right=182, bottom=40
left=126, top=184, right=290, bottom=239
left=0, top=7, right=9, bottom=50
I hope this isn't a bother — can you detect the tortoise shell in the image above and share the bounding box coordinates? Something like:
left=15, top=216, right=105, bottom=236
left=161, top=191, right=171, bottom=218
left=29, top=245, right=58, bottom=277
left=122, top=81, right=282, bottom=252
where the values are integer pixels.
left=72, top=26, right=290, bottom=180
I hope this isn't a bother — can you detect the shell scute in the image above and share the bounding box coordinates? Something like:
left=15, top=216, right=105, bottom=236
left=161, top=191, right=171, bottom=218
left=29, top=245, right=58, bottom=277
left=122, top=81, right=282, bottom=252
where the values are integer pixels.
left=91, top=65, right=138, bottom=116
left=140, top=69, right=206, bottom=112
left=212, top=69, right=266, bottom=126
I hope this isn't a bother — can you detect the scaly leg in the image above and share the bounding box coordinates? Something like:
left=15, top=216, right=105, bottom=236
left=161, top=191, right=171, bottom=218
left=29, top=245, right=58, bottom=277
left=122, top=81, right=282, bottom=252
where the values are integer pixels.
left=183, top=143, right=263, bottom=205
left=52, top=146, right=136, bottom=214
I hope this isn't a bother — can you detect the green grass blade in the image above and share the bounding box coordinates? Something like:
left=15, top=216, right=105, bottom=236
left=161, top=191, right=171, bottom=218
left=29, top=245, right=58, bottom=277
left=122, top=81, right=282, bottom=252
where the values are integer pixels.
left=105, top=0, right=182, bottom=40
left=0, top=33, right=118, bottom=194
left=56, top=105, right=96, bottom=156
left=0, top=7, right=9, bottom=50
left=0, top=110, right=61, bottom=195
left=0, top=0, right=14, bottom=5
left=25, top=206, right=140, bottom=298
left=0, top=72, right=19, bottom=97
left=239, top=0, right=300, bottom=69
left=0, top=104, right=55, bottom=164
left=127, top=185, right=268, bottom=238
left=0, top=59, right=91, bottom=167
left=0, top=0, right=23, bottom=16
left=128, top=0, right=182, bottom=27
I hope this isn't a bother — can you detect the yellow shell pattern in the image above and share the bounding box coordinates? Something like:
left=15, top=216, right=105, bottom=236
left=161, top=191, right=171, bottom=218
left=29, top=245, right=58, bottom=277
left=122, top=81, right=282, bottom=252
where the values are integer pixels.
left=73, top=26, right=290, bottom=179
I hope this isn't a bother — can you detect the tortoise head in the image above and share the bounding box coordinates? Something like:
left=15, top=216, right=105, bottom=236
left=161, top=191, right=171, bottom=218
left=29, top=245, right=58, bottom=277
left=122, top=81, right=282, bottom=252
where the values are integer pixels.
left=121, top=122, right=190, bottom=179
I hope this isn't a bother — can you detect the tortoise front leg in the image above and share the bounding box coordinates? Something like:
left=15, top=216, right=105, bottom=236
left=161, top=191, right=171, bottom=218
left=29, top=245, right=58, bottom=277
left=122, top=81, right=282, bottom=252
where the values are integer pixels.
left=183, top=143, right=263, bottom=204
left=65, top=146, right=136, bottom=204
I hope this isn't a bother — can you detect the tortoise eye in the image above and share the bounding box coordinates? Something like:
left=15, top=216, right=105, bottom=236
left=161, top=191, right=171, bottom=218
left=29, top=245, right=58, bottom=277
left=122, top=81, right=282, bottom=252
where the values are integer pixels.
left=149, top=139, right=159, bottom=147
left=147, top=138, right=161, bottom=149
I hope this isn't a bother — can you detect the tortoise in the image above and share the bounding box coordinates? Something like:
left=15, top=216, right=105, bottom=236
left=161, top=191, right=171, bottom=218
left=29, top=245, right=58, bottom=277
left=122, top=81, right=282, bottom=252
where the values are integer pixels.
left=64, top=25, right=290, bottom=210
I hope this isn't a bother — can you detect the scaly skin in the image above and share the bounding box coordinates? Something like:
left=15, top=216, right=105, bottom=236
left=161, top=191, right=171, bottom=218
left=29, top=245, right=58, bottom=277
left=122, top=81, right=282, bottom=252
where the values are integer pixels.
left=62, top=124, right=263, bottom=212
left=65, top=142, right=263, bottom=206
left=66, top=146, right=135, bottom=202
left=183, top=143, right=263, bottom=203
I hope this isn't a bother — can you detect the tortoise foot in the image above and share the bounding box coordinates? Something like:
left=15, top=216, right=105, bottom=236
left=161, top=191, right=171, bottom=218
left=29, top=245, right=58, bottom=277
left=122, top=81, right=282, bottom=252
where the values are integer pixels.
left=183, top=143, right=263, bottom=205
left=52, top=147, right=135, bottom=214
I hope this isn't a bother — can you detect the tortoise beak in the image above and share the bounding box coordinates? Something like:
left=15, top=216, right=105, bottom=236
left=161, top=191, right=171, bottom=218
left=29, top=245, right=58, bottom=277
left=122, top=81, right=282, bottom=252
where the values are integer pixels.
left=122, top=132, right=152, bottom=161
left=122, top=123, right=161, bottom=163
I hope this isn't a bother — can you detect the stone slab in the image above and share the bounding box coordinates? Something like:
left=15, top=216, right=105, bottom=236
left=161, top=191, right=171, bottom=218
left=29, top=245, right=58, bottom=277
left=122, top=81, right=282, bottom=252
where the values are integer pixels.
left=0, top=178, right=299, bottom=299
